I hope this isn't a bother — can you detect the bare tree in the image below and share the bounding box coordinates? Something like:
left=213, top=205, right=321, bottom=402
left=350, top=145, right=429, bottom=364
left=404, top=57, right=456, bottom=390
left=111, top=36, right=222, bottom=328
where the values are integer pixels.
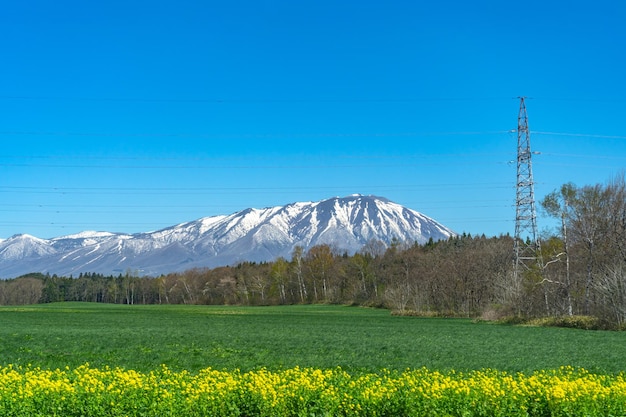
left=541, top=183, right=576, bottom=316
left=349, top=253, right=376, bottom=301
left=361, top=239, right=387, bottom=258
left=605, top=173, right=626, bottom=262
left=594, top=262, right=626, bottom=327
left=291, top=246, right=307, bottom=302
left=270, top=257, right=289, bottom=304
left=0, top=277, right=44, bottom=305
left=305, top=244, right=335, bottom=302
left=384, top=280, right=412, bottom=312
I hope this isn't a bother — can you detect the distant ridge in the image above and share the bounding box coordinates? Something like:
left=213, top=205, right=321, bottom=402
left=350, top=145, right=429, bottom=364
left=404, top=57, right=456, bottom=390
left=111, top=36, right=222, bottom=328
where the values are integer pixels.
left=0, top=195, right=456, bottom=278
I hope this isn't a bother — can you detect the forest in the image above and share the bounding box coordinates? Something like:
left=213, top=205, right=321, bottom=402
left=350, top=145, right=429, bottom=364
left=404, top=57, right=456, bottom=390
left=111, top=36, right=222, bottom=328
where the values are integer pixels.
left=2, top=175, right=625, bottom=329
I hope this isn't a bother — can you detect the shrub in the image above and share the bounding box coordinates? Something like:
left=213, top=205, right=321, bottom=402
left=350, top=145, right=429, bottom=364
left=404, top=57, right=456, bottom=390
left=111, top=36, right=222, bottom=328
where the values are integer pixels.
left=527, top=315, right=605, bottom=330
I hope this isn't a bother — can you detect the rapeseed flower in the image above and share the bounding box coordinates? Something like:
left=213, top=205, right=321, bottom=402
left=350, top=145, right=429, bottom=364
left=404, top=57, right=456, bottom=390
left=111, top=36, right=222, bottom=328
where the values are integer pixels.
left=0, top=364, right=622, bottom=416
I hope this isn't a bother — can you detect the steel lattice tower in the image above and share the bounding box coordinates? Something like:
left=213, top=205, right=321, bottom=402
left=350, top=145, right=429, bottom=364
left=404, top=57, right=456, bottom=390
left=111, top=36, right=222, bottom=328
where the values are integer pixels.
left=514, top=97, right=542, bottom=276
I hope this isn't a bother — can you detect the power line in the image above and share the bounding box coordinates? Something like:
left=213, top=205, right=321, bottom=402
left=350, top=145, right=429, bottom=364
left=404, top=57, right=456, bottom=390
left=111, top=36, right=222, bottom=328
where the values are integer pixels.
left=540, top=152, right=626, bottom=160
left=0, top=203, right=513, bottom=215
left=0, top=161, right=509, bottom=170
left=0, top=150, right=514, bottom=170
left=0, top=95, right=515, bottom=103
left=0, top=130, right=510, bottom=139
left=4, top=95, right=625, bottom=104
left=0, top=182, right=514, bottom=195
left=2, top=128, right=624, bottom=141
left=533, top=131, right=626, bottom=140
left=0, top=151, right=508, bottom=160
left=2, top=154, right=622, bottom=169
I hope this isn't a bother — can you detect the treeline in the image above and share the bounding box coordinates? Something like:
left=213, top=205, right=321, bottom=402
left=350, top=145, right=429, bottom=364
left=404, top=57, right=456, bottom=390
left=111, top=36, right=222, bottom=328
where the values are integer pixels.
left=2, top=235, right=513, bottom=313
left=2, top=176, right=625, bottom=329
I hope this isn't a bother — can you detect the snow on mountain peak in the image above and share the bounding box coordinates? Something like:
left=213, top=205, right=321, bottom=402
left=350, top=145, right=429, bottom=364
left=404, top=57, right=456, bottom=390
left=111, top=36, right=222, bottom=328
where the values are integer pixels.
left=0, top=195, right=455, bottom=278
left=54, top=231, right=117, bottom=240
left=0, top=233, right=56, bottom=261
left=197, top=215, right=228, bottom=234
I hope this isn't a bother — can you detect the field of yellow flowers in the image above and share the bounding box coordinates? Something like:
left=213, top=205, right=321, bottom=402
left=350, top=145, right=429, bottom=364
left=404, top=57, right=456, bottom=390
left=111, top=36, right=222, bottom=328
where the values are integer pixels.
left=0, top=364, right=623, bottom=416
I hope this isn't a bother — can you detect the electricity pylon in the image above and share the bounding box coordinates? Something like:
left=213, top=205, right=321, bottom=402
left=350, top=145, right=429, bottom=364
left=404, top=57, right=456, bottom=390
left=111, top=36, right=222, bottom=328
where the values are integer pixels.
left=514, top=97, right=542, bottom=278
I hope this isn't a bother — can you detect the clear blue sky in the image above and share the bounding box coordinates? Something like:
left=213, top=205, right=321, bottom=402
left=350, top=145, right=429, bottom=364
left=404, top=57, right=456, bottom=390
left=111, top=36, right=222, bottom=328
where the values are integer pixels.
left=1, top=0, right=625, bottom=239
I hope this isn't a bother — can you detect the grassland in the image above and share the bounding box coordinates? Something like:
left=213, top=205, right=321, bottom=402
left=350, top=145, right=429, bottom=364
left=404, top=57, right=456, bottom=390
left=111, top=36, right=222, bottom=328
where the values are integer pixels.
left=0, top=303, right=623, bottom=374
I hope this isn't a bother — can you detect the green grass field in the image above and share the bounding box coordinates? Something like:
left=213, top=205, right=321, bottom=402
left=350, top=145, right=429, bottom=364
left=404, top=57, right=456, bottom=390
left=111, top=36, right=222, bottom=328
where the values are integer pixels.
left=0, top=303, right=623, bottom=374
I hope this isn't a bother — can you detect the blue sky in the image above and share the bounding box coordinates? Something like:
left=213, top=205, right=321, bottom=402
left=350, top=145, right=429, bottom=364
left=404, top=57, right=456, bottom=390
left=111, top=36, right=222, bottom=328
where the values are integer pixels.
left=1, top=0, right=625, bottom=239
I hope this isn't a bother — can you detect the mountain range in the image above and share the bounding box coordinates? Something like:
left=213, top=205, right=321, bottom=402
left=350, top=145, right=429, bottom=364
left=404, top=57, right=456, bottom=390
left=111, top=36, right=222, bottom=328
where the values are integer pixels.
left=0, top=195, right=456, bottom=278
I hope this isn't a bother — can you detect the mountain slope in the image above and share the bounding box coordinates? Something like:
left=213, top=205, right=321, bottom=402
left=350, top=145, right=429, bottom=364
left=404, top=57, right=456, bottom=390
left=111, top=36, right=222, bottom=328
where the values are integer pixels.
left=0, top=195, right=455, bottom=278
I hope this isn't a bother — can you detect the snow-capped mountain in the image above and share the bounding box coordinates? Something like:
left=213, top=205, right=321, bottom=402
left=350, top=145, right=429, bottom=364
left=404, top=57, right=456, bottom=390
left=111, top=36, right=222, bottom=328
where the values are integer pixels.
left=0, top=195, right=456, bottom=278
